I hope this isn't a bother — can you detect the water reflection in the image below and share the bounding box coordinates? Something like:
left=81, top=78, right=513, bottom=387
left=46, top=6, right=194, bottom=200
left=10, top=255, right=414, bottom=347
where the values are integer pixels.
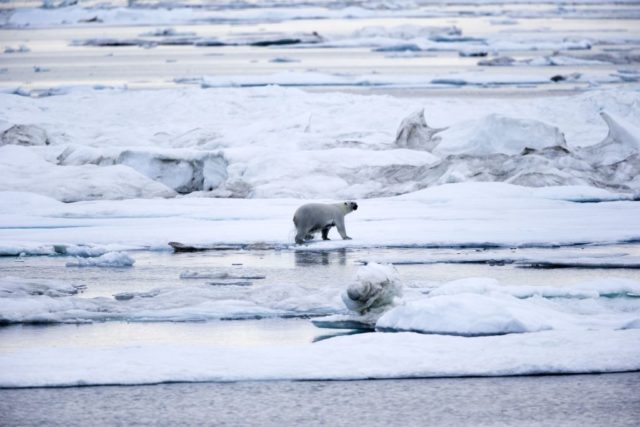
left=295, top=249, right=347, bottom=266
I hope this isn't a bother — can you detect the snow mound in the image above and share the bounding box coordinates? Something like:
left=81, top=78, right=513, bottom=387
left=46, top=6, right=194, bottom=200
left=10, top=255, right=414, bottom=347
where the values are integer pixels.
left=117, top=150, right=228, bottom=194
left=65, top=251, right=135, bottom=268
left=0, top=191, right=62, bottom=214
left=435, top=114, right=568, bottom=156
left=57, top=147, right=229, bottom=194
left=0, top=145, right=175, bottom=202
left=341, top=263, right=402, bottom=315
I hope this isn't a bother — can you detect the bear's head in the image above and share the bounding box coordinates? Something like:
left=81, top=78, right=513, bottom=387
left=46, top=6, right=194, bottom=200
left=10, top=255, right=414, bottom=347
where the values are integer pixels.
left=344, top=201, right=358, bottom=212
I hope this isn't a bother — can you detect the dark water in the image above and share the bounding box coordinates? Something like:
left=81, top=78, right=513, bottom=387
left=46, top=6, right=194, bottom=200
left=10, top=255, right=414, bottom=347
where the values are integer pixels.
left=1, top=373, right=639, bottom=427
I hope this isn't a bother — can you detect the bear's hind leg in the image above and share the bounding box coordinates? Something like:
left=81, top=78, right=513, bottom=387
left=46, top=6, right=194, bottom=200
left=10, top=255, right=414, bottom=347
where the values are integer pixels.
left=321, top=224, right=333, bottom=240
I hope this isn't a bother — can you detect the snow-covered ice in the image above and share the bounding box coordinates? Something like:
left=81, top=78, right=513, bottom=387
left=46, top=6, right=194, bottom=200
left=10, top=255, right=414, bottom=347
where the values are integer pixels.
left=1, top=87, right=640, bottom=201
left=377, top=277, right=640, bottom=335
left=0, top=329, right=638, bottom=387
left=0, top=182, right=639, bottom=254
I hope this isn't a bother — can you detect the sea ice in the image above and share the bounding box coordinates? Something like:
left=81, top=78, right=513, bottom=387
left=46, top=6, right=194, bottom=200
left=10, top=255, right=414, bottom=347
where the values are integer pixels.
left=376, top=293, right=553, bottom=336
left=377, top=277, right=640, bottom=335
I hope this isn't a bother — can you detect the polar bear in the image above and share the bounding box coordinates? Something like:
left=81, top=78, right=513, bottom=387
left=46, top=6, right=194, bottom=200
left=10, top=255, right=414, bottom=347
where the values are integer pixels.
left=293, top=201, right=358, bottom=244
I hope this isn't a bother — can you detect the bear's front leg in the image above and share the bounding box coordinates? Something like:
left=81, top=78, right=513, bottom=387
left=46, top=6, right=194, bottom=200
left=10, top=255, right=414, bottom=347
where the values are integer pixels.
left=335, top=219, right=351, bottom=240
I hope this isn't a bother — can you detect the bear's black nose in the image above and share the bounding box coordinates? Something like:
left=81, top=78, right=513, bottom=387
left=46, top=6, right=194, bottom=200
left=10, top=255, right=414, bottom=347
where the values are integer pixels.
left=352, top=203, right=358, bottom=210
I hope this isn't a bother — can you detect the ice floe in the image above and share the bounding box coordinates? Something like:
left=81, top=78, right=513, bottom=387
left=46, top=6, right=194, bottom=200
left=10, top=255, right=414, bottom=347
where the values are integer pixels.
left=378, top=277, right=640, bottom=335
left=377, top=293, right=554, bottom=336
left=179, top=271, right=266, bottom=280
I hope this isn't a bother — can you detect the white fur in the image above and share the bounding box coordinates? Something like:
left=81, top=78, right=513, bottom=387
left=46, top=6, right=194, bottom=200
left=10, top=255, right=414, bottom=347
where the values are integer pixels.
left=293, top=201, right=357, bottom=244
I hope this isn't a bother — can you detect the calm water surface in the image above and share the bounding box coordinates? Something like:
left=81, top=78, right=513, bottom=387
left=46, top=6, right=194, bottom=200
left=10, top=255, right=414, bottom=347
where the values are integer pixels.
left=1, top=373, right=639, bottom=426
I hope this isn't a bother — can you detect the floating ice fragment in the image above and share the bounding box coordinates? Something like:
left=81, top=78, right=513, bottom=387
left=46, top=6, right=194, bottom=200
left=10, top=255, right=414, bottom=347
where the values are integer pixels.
left=180, top=271, right=265, bottom=280
left=66, top=251, right=134, bottom=268
left=269, top=56, right=300, bottom=63
left=3, top=45, right=30, bottom=54
left=459, top=49, right=488, bottom=57
left=113, top=290, right=160, bottom=301
left=207, top=281, right=253, bottom=287
left=0, top=276, right=85, bottom=297
left=478, top=56, right=516, bottom=66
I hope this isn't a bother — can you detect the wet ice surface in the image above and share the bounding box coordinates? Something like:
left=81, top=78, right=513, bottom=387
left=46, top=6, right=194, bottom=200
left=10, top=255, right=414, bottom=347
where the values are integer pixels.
left=2, top=373, right=640, bottom=427
left=1, top=246, right=639, bottom=351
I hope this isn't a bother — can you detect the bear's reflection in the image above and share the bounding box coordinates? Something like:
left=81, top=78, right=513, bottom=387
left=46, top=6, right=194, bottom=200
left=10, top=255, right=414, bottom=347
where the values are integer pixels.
left=294, top=248, right=347, bottom=266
